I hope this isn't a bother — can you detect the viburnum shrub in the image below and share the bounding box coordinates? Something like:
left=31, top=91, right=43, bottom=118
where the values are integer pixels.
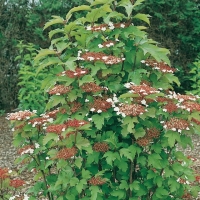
left=7, top=0, right=200, bottom=199
left=0, top=167, right=27, bottom=200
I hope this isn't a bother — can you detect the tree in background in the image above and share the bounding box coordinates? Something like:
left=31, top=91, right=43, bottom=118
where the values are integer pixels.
left=139, top=0, right=200, bottom=92
left=0, top=0, right=84, bottom=111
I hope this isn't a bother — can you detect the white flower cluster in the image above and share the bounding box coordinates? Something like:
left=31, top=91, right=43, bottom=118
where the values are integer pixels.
left=9, top=194, right=29, bottom=200
left=106, top=95, right=126, bottom=117
left=21, top=148, right=34, bottom=155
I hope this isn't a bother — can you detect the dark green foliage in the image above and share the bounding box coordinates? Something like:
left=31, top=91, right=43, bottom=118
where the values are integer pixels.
left=138, top=0, right=200, bottom=92
left=0, top=0, right=85, bottom=111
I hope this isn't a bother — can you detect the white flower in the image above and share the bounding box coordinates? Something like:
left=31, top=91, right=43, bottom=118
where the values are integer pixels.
left=141, top=60, right=145, bottom=63
left=47, top=118, right=54, bottom=123
left=11, top=128, right=15, bottom=131
left=163, top=125, right=167, bottom=129
left=108, top=22, right=114, bottom=26
left=114, top=107, right=119, bottom=112
left=90, top=108, right=95, bottom=112
left=120, top=23, right=125, bottom=28
left=101, top=27, right=106, bottom=31
left=56, top=93, right=60, bottom=95
left=33, top=110, right=37, bottom=113
left=106, top=98, right=113, bottom=102
left=163, top=109, right=167, bottom=112
left=8, top=170, right=12, bottom=174
left=124, top=83, right=131, bottom=88
left=98, top=44, right=104, bottom=48
left=35, top=143, right=40, bottom=149
left=115, top=38, right=119, bottom=41
left=62, top=128, right=66, bottom=131
left=97, top=109, right=102, bottom=113
left=122, top=113, right=126, bottom=117
left=46, top=157, right=49, bottom=160
left=141, top=99, right=146, bottom=105
left=85, top=99, right=89, bottom=102
left=23, top=194, right=29, bottom=200
left=86, top=26, right=91, bottom=30
left=88, top=118, right=92, bottom=121
left=172, top=128, right=176, bottom=131
left=186, top=127, right=190, bottom=130
left=178, top=129, right=182, bottom=133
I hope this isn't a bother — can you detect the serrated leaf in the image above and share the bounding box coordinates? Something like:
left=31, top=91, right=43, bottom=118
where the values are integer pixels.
left=165, top=130, right=180, bottom=147
left=44, top=16, right=64, bottom=30
left=43, top=133, right=58, bottom=145
left=79, top=75, right=94, bottom=86
left=92, top=114, right=104, bottom=130
left=75, top=133, right=90, bottom=150
left=91, top=0, right=114, bottom=6
left=90, top=185, right=100, bottom=200
left=139, top=43, right=170, bottom=66
left=133, top=13, right=151, bottom=25
left=65, top=57, right=77, bottom=71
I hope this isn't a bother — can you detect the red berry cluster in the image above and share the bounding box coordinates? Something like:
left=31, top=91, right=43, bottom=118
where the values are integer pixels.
left=172, top=93, right=197, bottom=102
left=56, top=147, right=77, bottom=160
left=80, top=52, right=124, bottom=65
left=93, top=142, right=109, bottom=152
left=46, top=124, right=67, bottom=134
left=101, top=40, right=115, bottom=48
left=0, top=168, right=8, bottom=179
left=146, top=128, right=160, bottom=139
left=129, top=83, right=159, bottom=96
left=65, top=119, right=89, bottom=128
left=81, top=82, right=103, bottom=93
left=57, top=67, right=89, bottom=78
left=69, top=101, right=82, bottom=113
left=164, top=117, right=190, bottom=131
left=142, top=59, right=176, bottom=73
left=10, top=179, right=25, bottom=188
left=119, top=104, right=145, bottom=116
left=89, top=97, right=112, bottom=112
left=7, top=110, right=33, bottom=120
left=156, top=97, right=172, bottom=103
left=180, top=101, right=200, bottom=112
left=163, top=102, right=178, bottom=113
left=48, top=85, right=72, bottom=95
left=29, top=117, right=49, bottom=125
left=88, top=176, right=106, bottom=185
left=45, top=108, right=66, bottom=118
left=17, top=145, right=34, bottom=155
left=136, top=136, right=150, bottom=147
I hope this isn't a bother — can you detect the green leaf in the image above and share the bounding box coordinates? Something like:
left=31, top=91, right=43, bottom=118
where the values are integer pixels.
left=82, top=169, right=91, bottom=179
left=119, top=0, right=134, bottom=18
left=49, top=28, right=64, bottom=39
left=44, top=16, right=64, bottom=30
left=154, top=187, right=169, bottom=198
left=70, top=177, right=79, bottom=187
left=34, top=49, right=57, bottom=62
left=79, top=75, right=94, bottom=86
left=43, top=133, right=58, bottom=145
left=119, top=148, right=135, bottom=161
left=110, top=190, right=126, bottom=199
left=168, top=178, right=180, bottom=193
left=164, top=73, right=180, bottom=86
left=66, top=5, right=91, bottom=20
left=65, top=57, right=77, bottom=71
left=148, top=153, right=162, bottom=169
left=133, top=127, right=146, bottom=139
left=91, top=0, right=114, bottom=6
left=130, top=181, right=140, bottom=191
left=90, top=185, right=100, bottom=200
left=165, top=130, right=180, bottom=147
left=76, top=133, right=90, bottom=150
left=92, top=114, right=105, bottom=130
left=133, top=0, right=145, bottom=8
left=133, top=13, right=151, bottom=25
left=139, top=43, right=170, bottom=66
left=36, top=57, right=62, bottom=74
